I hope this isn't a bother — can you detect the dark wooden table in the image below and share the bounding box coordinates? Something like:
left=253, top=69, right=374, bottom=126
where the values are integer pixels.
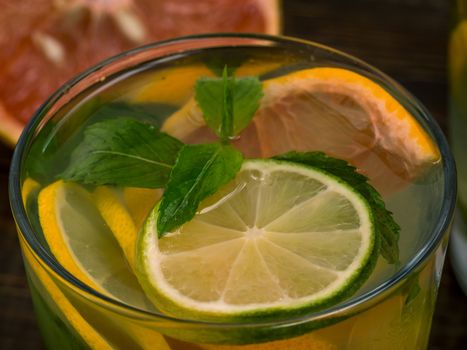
left=1, top=0, right=466, bottom=349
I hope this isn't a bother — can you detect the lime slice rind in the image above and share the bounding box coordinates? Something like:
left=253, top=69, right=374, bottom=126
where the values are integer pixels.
left=137, top=159, right=376, bottom=321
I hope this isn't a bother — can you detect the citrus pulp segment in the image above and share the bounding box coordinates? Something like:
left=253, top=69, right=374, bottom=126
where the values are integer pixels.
left=161, top=67, right=439, bottom=193
left=137, top=159, right=376, bottom=321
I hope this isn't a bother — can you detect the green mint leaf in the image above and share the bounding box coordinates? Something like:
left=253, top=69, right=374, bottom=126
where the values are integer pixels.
left=195, top=73, right=262, bottom=139
left=274, top=151, right=400, bottom=265
left=403, top=274, right=421, bottom=307
left=26, top=121, right=60, bottom=183
left=157, top=143, right=243, bottom=236
left=27, top=97, right=103, bottom=184
left=221, top=66, right=234, bottom=138
left=61, top=118, right=183, bottom=188
left=27, top=100, right=179, bottom=185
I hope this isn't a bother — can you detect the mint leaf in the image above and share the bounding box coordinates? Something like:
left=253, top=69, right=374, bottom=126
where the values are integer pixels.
left=61, top=118, right=183, bottom=188
left=157, top=143, right=243, bottom=236
left=404, top=275, right=421, bottom=307
left=221, top=66, right=234, bottom=138
left=27, top=97, right=103, bottom=184
left=195, top=72, right=262, bottom=139
left=274, top=151, right=400, bottom=265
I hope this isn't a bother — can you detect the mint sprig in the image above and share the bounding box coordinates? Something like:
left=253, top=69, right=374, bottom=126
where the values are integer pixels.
left=195, top=66, right=262, bottom=140
left=157, top=143, right=243, bottom=236
left=61, top=118, right=183, bottom=188
left=274, top=151, right=400, bottom=265
left=221, top=66, right=234, bottom=138
left=154, top=66, right=262, bottom=235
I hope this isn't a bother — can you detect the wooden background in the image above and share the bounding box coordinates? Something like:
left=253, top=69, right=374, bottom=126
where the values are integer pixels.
left=1, top=0, right=466, bottom=348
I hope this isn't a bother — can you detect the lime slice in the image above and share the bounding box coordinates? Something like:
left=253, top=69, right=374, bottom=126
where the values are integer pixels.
left=38, top=180, right=148, bottom=308
left=137, top=159, right=376, bottom=321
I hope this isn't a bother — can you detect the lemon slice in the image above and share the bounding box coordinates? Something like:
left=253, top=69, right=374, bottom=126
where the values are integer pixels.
left=93, top=186, right=161, bottom=270
left=37, top=180, right=148, bottom=308
left=161, top=67, right=439, bottom=194
left=129, top=61, right=284, bottom=107
left=137, top=159, right=376, bottom=321
left=36, top=180, right=171, bottom=350
left=21, top=179, right=113, bottom=349
left=129, top=65, right=214, bottom=105
left=22, top=241, right=113, bottom=350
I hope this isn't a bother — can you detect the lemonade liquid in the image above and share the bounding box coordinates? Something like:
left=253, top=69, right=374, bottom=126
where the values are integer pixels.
left=21, top=46, right=446, bottom=349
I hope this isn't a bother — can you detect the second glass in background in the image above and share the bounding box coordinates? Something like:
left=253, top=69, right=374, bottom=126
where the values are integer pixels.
left=450, top=0, right=467, bottom=294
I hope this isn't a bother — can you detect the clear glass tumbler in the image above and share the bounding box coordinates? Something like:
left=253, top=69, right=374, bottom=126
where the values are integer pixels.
left=9, top=34, right=456, bottom=349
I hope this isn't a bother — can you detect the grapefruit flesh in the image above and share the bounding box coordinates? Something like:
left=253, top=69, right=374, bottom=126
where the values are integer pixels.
left=0, top=0, right=280, bottom=146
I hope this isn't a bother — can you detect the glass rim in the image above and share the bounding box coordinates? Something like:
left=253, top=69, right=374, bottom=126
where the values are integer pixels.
left=8, top=32, right=457, bottom=328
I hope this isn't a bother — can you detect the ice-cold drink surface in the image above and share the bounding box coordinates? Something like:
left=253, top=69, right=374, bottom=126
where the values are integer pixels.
left=16, top=41, right=450, bottom=350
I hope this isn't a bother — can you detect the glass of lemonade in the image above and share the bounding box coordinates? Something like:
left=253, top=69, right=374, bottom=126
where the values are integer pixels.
left=450, top=0, right=467, bottom=294
left=9, top=34, right=456, bottom=350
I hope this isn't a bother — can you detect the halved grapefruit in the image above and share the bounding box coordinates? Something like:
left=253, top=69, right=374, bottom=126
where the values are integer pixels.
left=0, top=0, right=280, bottom=146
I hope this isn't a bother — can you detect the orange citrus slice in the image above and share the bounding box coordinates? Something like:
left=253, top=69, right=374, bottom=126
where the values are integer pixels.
left=162, top=67, right=439, bottom=193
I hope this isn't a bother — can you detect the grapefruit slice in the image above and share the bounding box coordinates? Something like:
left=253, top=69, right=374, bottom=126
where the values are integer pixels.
left=0, top=0, right=280, bottom=146
left=161, top=67, right=440, bottom=194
